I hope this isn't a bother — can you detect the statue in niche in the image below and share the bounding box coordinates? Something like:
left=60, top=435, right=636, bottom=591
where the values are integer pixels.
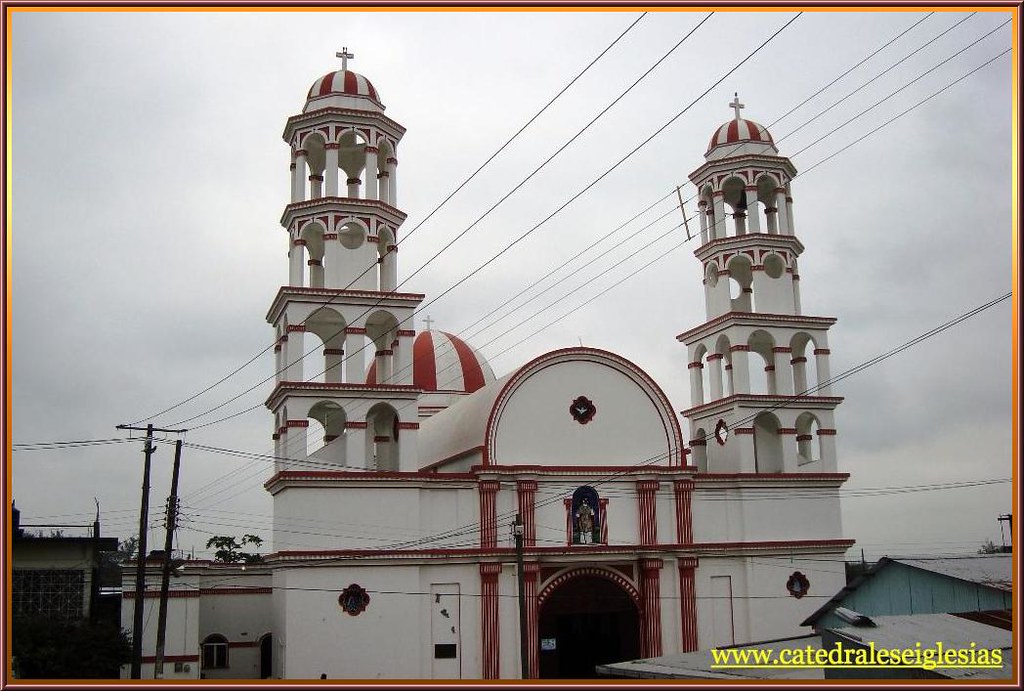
left=571, top=486, right=601, bottom=544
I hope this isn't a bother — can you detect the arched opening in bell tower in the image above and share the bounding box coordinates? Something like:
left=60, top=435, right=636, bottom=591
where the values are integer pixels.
left=721, top=176, right=748, bottom=237
left=795, top=412, right=821, bottom=465
left=366, top=310, right=399, bottom=384
left=747, top=330, right=777, bottom=395
left=305, top=307, right=348, bottom=383
left=790, top=333, right=820, bottom=396
left=301, top=133, right=328, bottom=200
left=756, top=174, right=780, bottom=234
left=377, top=225, right=397, bottom=292
left=300, top=222, right=327, bottom=289
left=753, top=412, right=783, bottom=473
left=307, top=401, right=348, bottom=465
left=714, top=335, right=734, bottom=398
left=726, top=255, right=753, bottom=313
left=365, top=402, right=399, bottom=471
left=338, top=129, right=369, bottom=199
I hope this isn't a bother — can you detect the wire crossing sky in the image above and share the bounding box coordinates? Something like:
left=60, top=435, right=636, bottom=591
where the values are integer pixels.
left=8, top=9, right=1014, bottom=562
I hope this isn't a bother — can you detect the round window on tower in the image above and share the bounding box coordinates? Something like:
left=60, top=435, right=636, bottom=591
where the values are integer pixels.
left=763, top=253, right=785, bottom=279
left=705, top=262, right=719, bottom=287
left=338, top=222, right=366, bottom=250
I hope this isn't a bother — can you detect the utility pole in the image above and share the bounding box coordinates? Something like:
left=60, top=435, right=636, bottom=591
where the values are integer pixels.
left=998, top=513, right=1012, bottom=550
left=154, top=440, right=183, bottom=679
left=513, top=514, right=528, bottom=679
left=117, top=423, right=186, bottom=679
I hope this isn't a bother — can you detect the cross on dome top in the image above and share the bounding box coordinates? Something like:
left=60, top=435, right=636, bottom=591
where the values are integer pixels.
left=730, top=92, right=745, bottom=120
left=336, top=47, right=354, bottom=72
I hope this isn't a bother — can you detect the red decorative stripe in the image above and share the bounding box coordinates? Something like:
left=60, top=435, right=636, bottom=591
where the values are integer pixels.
left=344, top=70, right=358, bottom=94
left=286, top=420, right=309, bottom=428
left=123, top=590, right=200, bottom=600
left=345, top=421, right=368, bottom=429
left=198, top=586, right=273, bottom=595
left=396, top=422, right=419, bottom=430
left=814, top=348, right=831, bottom=355
left=318, top=72, right=335, bottom=97
left=688, top=362, right=704, bottom=369
left=678, top=564, right=698, bottom=652
left=817, top=429, right=837, bottom=436
left=141, top=655, right=198, bottom=663
left=414, top=330, right=437, bottom=391
left=727, top=119, right=739, bottom=142
left=443, top=331, right=486, bottom=393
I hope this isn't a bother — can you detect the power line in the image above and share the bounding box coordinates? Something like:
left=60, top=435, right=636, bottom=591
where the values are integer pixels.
left=124, top=13, right=649, bottom=426
left=168, top=13, right=799, bottom=432
left=101, top=18, right=1007, bottom=513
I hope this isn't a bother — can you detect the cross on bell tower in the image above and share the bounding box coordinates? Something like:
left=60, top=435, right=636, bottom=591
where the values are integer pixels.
left=729, top=92, right=744, bottom=120
left=336, top=47, right=354, bottom=72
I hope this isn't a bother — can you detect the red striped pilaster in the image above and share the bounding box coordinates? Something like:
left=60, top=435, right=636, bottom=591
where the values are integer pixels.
left=525, top=563, right=541, bottom=679
left=674, top=479, right=694, bottom=544
left=678, top=557, right=699, bottom=652
left=637, top=480, right=660, bottom=545
left=479, top=481, right=500, bottom=548
left=479, top=563, right=501, bottom=679
left=639, top=558, right=664, bottom=658
left=563, top=498, right=572, bottom=545
left=516, top=480, right=538, bottom=547
left=599, top=498, right=609, bottom=544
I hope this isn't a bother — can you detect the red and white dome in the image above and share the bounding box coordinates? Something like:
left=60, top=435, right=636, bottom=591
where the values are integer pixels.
left=706, top=117, right=775, bottom=155
left=367, top=330, right=496, bottom=393
left=306, top=69, right=384, bottom=109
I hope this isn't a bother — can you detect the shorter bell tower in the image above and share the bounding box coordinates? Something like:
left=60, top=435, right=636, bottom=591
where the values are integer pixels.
left=679, top=94, right=842, bottom=474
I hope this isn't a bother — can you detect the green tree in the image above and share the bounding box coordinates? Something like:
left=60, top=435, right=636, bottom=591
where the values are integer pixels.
left=206, top=534, right=264, bottom=563
left=12, top=616, right=131, bottom=678
left=978, top=539, right=1003, bottom=554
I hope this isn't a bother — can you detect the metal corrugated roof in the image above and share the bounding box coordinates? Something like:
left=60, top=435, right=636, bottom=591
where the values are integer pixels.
left=896, top=555, right=1011, bottom=590
left=829, top=613, right=1012, bottom=680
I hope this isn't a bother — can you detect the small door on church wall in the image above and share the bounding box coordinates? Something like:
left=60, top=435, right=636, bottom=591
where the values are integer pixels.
left=710, top=575, right=736, bottom=647
left=430, top=584, right=461, bottom=679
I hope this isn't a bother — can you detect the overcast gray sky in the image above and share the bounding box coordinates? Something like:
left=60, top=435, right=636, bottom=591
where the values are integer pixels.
left=9, top=9, right=1014, bottom=561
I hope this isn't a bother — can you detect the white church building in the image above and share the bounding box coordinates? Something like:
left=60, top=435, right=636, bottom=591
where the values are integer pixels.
left=124, top=58, right=852, bottom=680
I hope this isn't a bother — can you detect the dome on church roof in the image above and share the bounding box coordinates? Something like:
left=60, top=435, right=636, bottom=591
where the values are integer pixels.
left=366, top=330, right=496, bottom=393
left=306, top=69, right=384, bottom=109
left=706, top=117, right=775, bottom=155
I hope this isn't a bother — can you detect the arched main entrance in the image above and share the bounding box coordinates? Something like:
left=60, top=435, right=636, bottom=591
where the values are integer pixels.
left=538, top=571, right=640, bottom=679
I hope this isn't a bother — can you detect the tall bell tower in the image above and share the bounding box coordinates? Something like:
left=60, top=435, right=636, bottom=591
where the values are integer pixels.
left=679, top=94, right=842, bottom=474
left=267, top=51, right=423, bottom=473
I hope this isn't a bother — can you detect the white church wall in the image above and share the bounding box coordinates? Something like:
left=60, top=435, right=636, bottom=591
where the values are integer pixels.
left=272, top=484, right=478, bottom=551
left=120, top=586, right=201, bottom=680
left=492, top=360, right=669, bottom=467
left=277, top=564, right=429, bottom=679
left=198, top=585, right=273, bottom=680
left=690, top=485, right=843, bottom=544
left=741, top=553, right=846, bottom=642
left=417, top=563, right=480, bottom=679
left=693, top=553, right=848, bottom=649
left=654, top=486, right=675, bottom=544
left=693, top=556, right=751, bottom=649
